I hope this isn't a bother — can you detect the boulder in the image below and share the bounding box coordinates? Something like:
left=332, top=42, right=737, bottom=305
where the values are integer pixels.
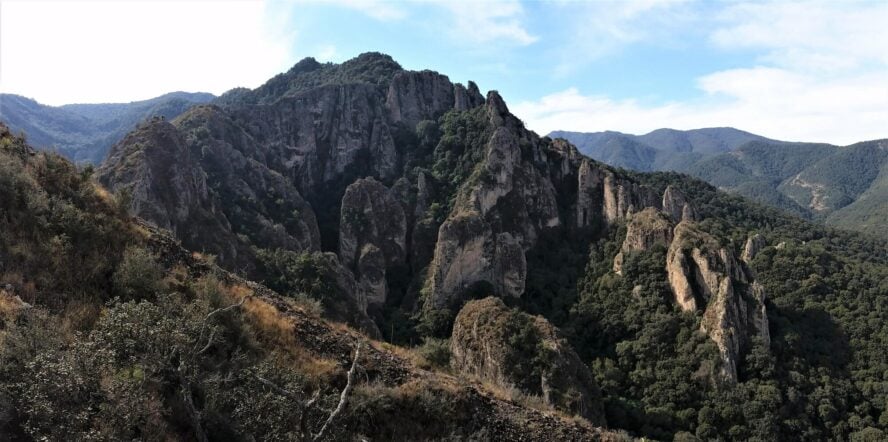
left=450, top=297, right=606, bottom=425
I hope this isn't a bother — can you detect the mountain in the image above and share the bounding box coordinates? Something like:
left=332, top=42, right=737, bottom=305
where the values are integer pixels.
left=2, top=53, right=888, bottom=441
left=0, top=91, right=214, bottom=163
left=0, top=122, right=616, bottom=441
left=552, top=129, right=888, bottom=239
left=550, top=127, right=773, bottom=171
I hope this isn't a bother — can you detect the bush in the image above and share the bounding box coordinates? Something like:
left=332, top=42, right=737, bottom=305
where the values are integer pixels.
left=112, top=246, right=166, bottom=300
left=416, top=338, right=451, bottom=370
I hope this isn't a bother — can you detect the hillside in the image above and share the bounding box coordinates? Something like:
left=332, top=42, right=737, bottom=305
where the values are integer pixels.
left=550, top=127, right=773, bottom=172
left=91, top=53, right=888, bottom=440
left=0, top=122, right=620, bottom=441
left=553, top=129, right=888, bottom=239
left=0, top=91, right=214, bottom=163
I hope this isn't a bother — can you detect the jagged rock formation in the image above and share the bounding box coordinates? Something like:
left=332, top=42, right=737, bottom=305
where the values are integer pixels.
left=450, top=297, right=607, bottom=425
left=742, top=233, right=766, bottom=263
left=99, top=52, right=681, bottom=335
left=665, top=221, right=769, bottom=383
left=662, top=185, right=697, bottom=222
left=98, top=113, right=321, bottom=272
left=423, top=94, right=564, bottom=310
left=613, top=208, right=674, bottom=274
left=339, top=177, right=407, bottom=309
left=576, top=158, right=661, bottom=228
left=97, top=119, right=247, bottom=266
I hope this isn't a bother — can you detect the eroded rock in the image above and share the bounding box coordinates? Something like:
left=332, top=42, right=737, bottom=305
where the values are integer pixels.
left=450, top=297, right=606, bottom=425
left=613, top=208, right=674, bottom=274
left=665, top=222, right=770, bottom=384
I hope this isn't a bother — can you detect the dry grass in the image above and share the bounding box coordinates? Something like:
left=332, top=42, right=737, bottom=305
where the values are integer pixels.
left=60, top=300, right=102, bottom=337
left=92, top=182, right=115, bottom=206
left=237, top=288, right=338, bottom=380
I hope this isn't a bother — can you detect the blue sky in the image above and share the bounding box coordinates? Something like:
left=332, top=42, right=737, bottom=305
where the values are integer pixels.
left=2, top=0, right=887, bottom=144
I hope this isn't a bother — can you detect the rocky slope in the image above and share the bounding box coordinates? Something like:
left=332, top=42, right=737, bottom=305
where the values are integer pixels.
left=89, top=53, right=888, bottom=441
left=99, top=53, right=775, bottom=384
left=665, top=222, right=770, bottom=384
left=1, top=125, right=622, bottom=440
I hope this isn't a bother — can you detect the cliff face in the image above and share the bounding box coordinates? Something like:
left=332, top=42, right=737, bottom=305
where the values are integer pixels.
left=449, top=297, right=607, bottom=425
left=665, top=222, right=770, bottom=384
left=613, top=208, right=674, bottom=274
left=100, top=52, right=719, bottom=358
left=339, top=177, right=407, bottom=310
left=97, top=118, right=247, bottom=267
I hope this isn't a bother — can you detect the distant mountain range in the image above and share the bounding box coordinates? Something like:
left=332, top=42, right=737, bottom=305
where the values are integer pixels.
left=0, top=91, right=214, bottom=163
left=551, top=128, right=888, bottom=239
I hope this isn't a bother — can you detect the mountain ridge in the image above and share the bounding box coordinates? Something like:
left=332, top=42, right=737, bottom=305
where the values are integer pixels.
left=0, top=91, right=214, bottom=163
left=2, top=53, right=887, bottom=441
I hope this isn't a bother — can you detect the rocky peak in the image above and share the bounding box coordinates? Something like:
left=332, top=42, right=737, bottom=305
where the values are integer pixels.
left=613, top=208, right=674, bottom=274
left=665, top=221, right=769, bottom=384
left=662, top=185, right=697, bottom=222
left=97, top=119, right=210, bottom=233
left=386, top=70, right=456, bottom=127
left=450, top=297, right=607, bottom=425
left=453, top=81, right=486, bottom=112
left=742, top=233, right=766, bottom=262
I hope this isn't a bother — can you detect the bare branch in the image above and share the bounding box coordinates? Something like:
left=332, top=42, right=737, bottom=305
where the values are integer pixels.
left=313, top=342, right=361, bottom=442
left=300, top=390, right=322, bottom=441
left=181, top=384, right=208, bottom=442
left=196, top=328, right=217, bottom=355
left=255, top=374, right=302, bottom=401
left=192, top=296, right=249, bottom=355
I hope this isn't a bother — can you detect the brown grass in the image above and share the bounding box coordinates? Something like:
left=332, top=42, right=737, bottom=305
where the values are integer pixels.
left=237, top=288, right=338, bottom=380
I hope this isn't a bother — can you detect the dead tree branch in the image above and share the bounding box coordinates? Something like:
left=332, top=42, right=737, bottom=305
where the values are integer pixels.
left=312, top=342, right=362, bottom=441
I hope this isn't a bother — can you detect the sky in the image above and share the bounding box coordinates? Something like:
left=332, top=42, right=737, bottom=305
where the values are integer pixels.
left=1, top=0, right=887, bottom=145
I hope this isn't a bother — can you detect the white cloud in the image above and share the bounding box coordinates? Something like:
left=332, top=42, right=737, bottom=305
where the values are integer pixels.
left=513, top=66, right=888, bottom=146
left=323, top=0, right=408, bottom=21
left=515, top=1, right=888, bottom=145
left=711, top=1, right=888, bottom=72
left=439, top=0, right=537, bottom=46
left=0, top=0, right=292, bottom=105
left=551, top=0, right=696, bottom=76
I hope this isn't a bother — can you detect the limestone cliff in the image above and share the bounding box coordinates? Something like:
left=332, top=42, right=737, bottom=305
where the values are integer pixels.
left=423, top=94, right=561, bottom=310
left=662, top=185, right=697, bottom=222
left=339, top=177, right=407, bottom=309
left=665, top=221, right=769, bottom=383
left=97, top=118, right=247, bottom=267
left=613, top=208, right=674, bottom=274
left=576, top=158, right=661, bottom=228
left=450, top=297, right=607, bottom=425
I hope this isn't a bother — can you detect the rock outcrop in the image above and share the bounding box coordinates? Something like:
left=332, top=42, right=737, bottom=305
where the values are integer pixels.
left=577, top=158, right=661, bottom=228
left=423, top=96, right=561, bottom=310
left=742, top=233, right=766, bottom=263
left=386, top=70, right=458, bottom=128
left=339, top=178, right=407, bottom=309
left=99, top=109, right=323, bottom=272
left=662, top=185, right=697, bottom=222
left=665, top=222, right=769, bottom=383
left=450, top=297, right=607, bottom=425
left=613, top=208, right=674, bottom=274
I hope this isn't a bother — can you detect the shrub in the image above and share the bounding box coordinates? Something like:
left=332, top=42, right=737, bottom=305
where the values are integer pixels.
left=112, top=246, right=165, bottom=300
left=416, top=338, right=451, bottom=370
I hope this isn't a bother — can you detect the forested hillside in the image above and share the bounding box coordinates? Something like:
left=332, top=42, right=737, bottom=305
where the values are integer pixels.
left=2, top=53, right=886, bottom=441
left=0, top=92, right=213, bottom=163
left=554, top=129, right=888, bottom=240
